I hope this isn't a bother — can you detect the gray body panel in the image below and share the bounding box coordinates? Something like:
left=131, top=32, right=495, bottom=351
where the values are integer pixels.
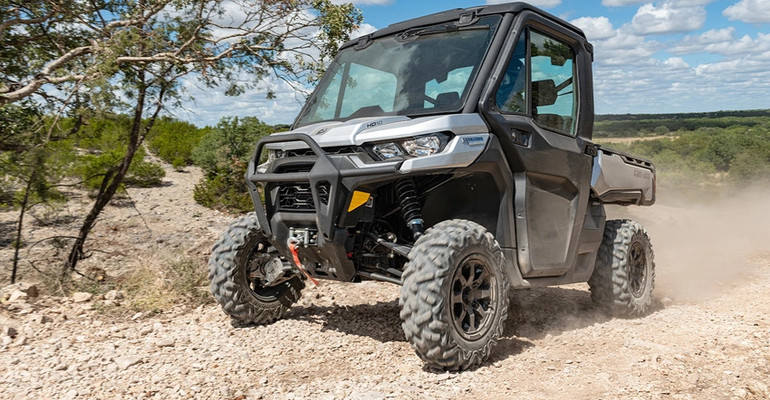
left=268, top=114, right=489, bottom=149
left=591, top=148, right=656, bottom=206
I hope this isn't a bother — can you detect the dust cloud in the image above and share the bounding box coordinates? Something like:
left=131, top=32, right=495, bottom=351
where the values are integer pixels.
left=606, top=183, right=770, bottom=302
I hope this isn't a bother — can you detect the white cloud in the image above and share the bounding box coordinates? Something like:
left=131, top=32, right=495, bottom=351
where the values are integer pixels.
left=174, top=74, right=307, bottom=127
left=571, top=16, right=616, bottom=40
left=579, top=22, right=660, bottom=66
left=631, top=3, right=706, bottom=35
left=486, top=0, right=561, bottom=7
left=663, top=57, right=690, bottom=68
left=352, top=23, right=378, bottom=38
left=670, top=28, right=770, bottom=56
left=723, top=0, right=770, bottom=23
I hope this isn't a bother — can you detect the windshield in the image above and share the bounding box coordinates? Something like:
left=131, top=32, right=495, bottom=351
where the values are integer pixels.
left=295, top=15, right=502, bottom=127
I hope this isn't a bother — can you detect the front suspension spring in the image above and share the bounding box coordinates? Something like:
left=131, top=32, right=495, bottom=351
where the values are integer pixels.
left=394, top=178, right=424, bottom=240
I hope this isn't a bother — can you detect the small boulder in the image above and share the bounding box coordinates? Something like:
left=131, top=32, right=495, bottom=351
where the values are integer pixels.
left=114, top=355, right=143, bottom=370
left=8, top=290, right=28, bottom=303
left=0, top=282, right=38, bottom=301
left=104, top=290, right=124, bottom=301
left=31, top=314, right=52, bottom=324
left=72, top=292, right=93, bottom=303
left=2, top=325, right=18, bottom=338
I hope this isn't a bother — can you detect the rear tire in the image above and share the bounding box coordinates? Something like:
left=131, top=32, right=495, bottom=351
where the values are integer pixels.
left=399, top=219, right=509, bottom=371
left=588, top=219, right=655, bottom=316
left=208, top=212, right=303, bottom=326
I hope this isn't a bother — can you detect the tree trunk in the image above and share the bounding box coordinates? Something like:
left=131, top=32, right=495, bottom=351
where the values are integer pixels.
left=10, top=174, right=34, bottom=284
left=61, top=74, right=148, bottom=278
left=60, top=72, right=168, bottom=278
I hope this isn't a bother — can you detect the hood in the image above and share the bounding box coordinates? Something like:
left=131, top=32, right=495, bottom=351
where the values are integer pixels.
left=267, top=114, right=489, bottom=150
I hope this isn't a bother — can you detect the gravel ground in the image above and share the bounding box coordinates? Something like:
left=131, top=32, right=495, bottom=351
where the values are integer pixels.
left=1, top=160, right=769, bottom=399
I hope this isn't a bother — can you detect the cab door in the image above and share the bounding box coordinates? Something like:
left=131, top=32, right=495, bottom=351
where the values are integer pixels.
left=480, top=13, right=596, bottom=278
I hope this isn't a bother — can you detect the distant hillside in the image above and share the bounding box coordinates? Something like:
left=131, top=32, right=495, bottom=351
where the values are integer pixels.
left=594, top=109, right=770, bottom=138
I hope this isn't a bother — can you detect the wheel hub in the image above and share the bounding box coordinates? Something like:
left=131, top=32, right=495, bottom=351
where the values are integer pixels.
left=451, top=256, right=497, bottom=341
left=628, top=241, right=648, bottom=298
left=245, top=241, right=294, bottom=300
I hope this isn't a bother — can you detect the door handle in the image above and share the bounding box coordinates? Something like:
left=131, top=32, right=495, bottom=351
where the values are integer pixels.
left=511, top=129, right=530, bottom=146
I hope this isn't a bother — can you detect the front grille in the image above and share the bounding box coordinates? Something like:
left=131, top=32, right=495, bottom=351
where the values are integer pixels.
left=284, top=146, right=357, bottom=158
left=276, top=163, right=313, bottom=173
left=277, top=184, right=315, bottom=211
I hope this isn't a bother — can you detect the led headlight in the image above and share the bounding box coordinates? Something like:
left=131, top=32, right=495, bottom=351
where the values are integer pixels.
left=369, top=133, right=450, bottom=161
left=372, top=142, right=403, bottom=159
left=402, top=136, right=441, bottom=157
left=267, top=149, right=285, bottom=162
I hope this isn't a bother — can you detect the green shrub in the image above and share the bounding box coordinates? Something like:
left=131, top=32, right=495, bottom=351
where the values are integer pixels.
left=193, top=158, right=254, bottom=212
left=75, top=147, right=165, bottom=190
left=124, top=159, right=166, bottom=187
left=146, top=117, right=207, bottom=169
left=730, top=151, right=770, bottom=182
left=192, top=117, right=276, bottom=212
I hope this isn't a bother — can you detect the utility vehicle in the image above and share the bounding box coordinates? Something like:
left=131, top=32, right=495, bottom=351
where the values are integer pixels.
left=208, top=2, right=656, bottom=370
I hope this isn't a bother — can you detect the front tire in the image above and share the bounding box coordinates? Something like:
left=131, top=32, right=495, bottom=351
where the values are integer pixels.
left=208, top=212, right=303, bottom=326
left=588, top=219, right=655, bottom=316
left=399, top=219, right=509, bottom=371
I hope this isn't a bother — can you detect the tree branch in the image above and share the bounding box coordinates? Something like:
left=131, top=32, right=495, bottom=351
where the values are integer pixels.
left=0, top=46, right=92, bottom=105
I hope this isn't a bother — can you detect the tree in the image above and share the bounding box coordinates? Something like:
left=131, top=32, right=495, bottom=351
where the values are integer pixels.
left=192, top=116, right=275, bottom=212
left=1, top=0, right=362, bottom=281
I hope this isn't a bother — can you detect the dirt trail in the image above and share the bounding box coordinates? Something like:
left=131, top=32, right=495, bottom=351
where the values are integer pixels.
left=1, top=162, right=769, bottom=399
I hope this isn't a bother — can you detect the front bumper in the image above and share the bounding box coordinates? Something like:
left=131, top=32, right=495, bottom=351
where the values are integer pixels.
left=246, top=134, right=400, bottom=281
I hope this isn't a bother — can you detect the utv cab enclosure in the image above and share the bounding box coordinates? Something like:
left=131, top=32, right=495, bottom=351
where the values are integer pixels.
left=208, top=2, right=656, bottom=371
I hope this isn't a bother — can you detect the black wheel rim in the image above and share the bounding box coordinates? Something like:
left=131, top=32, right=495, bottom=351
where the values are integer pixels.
left=244, top=240, right=289, bottom=301
left=451, top=255, right=497, bottom=341
left=628, top=241, right=648, bottom=298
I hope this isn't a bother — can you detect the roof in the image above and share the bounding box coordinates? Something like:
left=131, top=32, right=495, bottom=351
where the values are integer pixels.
left=340, top=2, right=586, bottom=50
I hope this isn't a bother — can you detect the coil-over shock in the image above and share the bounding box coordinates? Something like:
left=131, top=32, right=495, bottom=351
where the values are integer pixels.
left=394, top=178, right=424, bottom=240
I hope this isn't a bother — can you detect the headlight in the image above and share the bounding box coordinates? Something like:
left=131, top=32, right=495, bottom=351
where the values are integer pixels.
left=402, top=136, right=441, bottom=157
left=368, top=133, right=449, bottom=161
left=372, top=142, right=403, bottom=159
left=267, top=149, right=285, bottom=162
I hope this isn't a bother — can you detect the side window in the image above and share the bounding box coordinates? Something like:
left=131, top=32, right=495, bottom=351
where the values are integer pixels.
left=339, top=63, right=397, bottom=118
left=530, top=30, right=577, bottom=135
left=496, top=34, right=527, bottom=113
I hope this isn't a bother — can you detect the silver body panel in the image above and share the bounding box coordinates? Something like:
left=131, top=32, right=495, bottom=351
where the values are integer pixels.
left=590, top=149, right=655, bottom=205
left=266, top=114, right=492, bottom=172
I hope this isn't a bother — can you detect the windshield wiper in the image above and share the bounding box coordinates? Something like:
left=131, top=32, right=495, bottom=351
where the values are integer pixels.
left=395, top=24, right=488, bottom=42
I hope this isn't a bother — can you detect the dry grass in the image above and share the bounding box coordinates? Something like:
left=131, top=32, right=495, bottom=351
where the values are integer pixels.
left=116, top=258, right=212, bottom=313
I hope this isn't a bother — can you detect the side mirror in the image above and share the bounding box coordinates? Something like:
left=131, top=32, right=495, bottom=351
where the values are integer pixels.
left=533, top=79, right=557, bottom=107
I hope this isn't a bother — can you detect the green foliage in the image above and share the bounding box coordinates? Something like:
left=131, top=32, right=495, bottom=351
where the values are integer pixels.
left=0, top=102, right=42, bottom=151
left=75, top=146, right=165, bottom=190
left=124, top=158, right=166, bottom=187
left=146, top=117, right=208, bottom=169
left=0, top=105, right=74, bottom=211
left=193, top=158, right=253, bottom=213
left=594, top=109, right=770, bottom=138
left=192, top=117, right=276, bottom=212
left=599, top=115, right=770, bottom=185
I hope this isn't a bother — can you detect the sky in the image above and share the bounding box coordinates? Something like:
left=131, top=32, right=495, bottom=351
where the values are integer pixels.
left=176, top=0, right=770, bottom=127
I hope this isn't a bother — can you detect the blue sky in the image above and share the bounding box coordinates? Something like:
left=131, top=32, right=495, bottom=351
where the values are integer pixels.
left=178, top=0, right=770, bottom=126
